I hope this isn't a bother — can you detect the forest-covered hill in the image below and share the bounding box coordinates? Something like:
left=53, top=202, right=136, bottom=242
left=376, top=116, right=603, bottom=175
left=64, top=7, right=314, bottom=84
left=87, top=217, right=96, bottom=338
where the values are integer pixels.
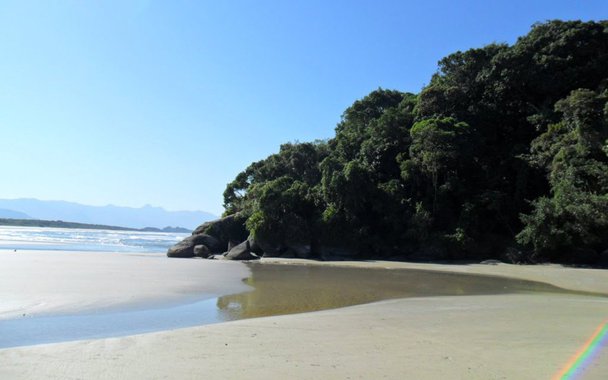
left=220, top=20, right=608, bottom=264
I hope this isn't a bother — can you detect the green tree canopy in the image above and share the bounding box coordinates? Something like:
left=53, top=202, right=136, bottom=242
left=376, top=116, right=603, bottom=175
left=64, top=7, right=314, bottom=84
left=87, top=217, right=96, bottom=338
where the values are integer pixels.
left=220, top=20, right=608, bottom=264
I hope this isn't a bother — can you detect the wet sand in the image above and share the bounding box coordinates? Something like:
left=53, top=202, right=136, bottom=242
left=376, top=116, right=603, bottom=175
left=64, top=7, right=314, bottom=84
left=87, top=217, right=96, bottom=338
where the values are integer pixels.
left=1, top=256, right=580, bottom=348
left=1, top=253, right=608, bottom=379
left=261, top=258, right=608, bottom=294
left=0, top=250, right=250, bottom=320
left=216, top=262, right=582, bottom=321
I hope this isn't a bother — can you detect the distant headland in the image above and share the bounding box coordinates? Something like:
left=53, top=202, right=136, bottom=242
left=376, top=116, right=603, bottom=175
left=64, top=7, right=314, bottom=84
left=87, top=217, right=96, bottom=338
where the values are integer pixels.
left=0, top=198, right=215, bottom=230
left=0, top=218, right=191, bottom=233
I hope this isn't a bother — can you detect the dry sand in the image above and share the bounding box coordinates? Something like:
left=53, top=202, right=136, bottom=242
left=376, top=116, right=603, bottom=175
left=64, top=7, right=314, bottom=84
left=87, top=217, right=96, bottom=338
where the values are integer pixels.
left=1, top=252, right=608, bottom=379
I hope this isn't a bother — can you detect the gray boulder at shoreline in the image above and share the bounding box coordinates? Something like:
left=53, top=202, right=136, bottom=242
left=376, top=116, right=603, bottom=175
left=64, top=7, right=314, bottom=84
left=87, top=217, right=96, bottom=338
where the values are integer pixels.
left=224, top=240, right=258, bottom=260
left=193, top=244, right=212, bottom=258
left=167, top=234, right=221, bottom=258
left=168, top=214, right=257, bottom=260
left=167, top=214, right=354, bottom=261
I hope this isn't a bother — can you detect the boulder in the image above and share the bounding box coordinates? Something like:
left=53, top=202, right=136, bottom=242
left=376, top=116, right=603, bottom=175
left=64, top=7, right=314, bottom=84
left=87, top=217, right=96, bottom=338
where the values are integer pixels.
left=257, top=241, right=316, bottom=259
left=407, top=241, right=449, bottom=261
left=318, top=246, right=354, bottom=261
left=256, top=239, right=286, bottom=258
left=502, top=246, right=526, bottom=264
left=192, top=213, right=249, bottom=250
left=224, top=240, right=260, bottom=261
left=167, top=234, right=221, bottom=258
left=597, top=249, right=608, bottom=267
left=284, top=244, right=313, bottom=259
left=480, top=259, right=502, bottom=265
left=193, top=244, right=211, bottom=258
left=249, top=239, right=264, bottom=255
left=227, top=240, right=240, bottom=251
left=570, top=248, right=600, bottom=265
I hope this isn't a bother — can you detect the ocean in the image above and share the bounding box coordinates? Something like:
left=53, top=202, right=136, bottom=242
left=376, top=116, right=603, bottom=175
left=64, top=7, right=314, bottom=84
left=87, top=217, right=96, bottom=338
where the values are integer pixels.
left=0, top=225, right=188, bottom=253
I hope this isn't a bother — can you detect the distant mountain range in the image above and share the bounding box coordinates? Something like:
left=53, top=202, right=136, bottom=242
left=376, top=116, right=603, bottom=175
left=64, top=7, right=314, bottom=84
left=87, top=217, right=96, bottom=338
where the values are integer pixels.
left=0, top=199, right=216, bottom=230
left=0, top=208, right=31, bottom=219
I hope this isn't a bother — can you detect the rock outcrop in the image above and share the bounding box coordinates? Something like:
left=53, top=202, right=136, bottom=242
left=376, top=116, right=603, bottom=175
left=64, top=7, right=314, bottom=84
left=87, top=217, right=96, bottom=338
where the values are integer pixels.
left=168, top=213, right=352, bottom=261
left=193, top=244, right=212, bottom=258
left=224, top=240, right=259, bottom=261
left=192, top=213, right=248, bottom=249
left=168, top=214, right=249, bottom=259
left=167, top=234, right=221, bottom=258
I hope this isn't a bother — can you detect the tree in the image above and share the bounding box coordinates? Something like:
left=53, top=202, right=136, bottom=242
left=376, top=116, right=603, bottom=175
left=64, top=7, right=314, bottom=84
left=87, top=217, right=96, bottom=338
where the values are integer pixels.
left=402, top=117, right=473, bottom=215
left=223, top=141, right=329, bottom=215
left=518, top=89, right=608, bottom=261
left=219, top=20, right=608, bottom=263
left=246, top=177, right=321, bottom=249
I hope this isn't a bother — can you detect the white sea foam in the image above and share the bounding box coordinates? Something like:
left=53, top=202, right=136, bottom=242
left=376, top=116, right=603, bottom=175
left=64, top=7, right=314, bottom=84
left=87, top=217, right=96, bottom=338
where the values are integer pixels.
left=0, top=226, right=188, bottom=253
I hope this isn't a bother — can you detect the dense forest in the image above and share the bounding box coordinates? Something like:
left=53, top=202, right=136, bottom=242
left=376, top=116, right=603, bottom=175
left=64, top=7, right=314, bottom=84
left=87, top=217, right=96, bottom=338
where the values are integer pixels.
left=221, top=20, right=608, bottom=264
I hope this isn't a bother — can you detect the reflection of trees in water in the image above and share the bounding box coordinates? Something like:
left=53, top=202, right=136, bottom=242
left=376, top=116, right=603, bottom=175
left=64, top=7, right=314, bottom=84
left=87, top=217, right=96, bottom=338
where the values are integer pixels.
left=216, top=266, right=366, bottom=320
left=216, top=265, right=568, bottom=321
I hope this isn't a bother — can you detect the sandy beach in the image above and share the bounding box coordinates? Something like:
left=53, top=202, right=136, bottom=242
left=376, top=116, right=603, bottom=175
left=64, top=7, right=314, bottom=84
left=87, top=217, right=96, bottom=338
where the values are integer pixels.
left=0, top=250, right=250, bottom=320
left=1, top=251, right=608, bottom=379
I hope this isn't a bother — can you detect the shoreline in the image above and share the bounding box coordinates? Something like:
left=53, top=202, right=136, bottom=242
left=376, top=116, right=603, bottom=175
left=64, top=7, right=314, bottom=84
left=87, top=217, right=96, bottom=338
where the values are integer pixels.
left=0, top=249, right=250, bottom=320
left=1, top=251, right=608, bottom=379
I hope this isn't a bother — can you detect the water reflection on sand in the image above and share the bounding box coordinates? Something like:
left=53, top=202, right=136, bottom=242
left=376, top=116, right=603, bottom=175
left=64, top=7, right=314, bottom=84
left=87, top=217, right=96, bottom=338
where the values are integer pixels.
left=1, top=262, right=581, bottom=348
left=216, top=263, right=572, bottom=320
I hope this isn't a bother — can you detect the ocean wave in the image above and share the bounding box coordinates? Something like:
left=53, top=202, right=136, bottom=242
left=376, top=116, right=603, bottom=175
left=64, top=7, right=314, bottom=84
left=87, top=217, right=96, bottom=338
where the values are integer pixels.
left=0, top=226, right=188, bottom=253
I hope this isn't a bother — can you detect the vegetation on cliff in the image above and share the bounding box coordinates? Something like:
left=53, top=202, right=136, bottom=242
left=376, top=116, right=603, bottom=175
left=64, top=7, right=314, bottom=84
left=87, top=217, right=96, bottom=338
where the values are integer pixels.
left=221, top=20, right=608, bottom=263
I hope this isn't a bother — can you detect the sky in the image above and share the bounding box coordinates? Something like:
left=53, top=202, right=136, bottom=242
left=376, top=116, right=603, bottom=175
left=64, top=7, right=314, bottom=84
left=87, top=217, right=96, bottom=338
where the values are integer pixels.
left=0, top=1, right=606, bottom=216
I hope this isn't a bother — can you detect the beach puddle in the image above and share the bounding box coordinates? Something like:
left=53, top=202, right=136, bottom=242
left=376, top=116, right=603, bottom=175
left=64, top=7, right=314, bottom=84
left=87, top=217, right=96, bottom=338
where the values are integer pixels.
left=0, top=263, right=583, bottom=348
left=216, top=263, right=577, bottom=320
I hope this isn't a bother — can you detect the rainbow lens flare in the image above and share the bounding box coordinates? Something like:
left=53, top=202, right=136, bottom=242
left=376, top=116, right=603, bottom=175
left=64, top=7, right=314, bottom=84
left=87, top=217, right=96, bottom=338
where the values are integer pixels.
left=552, top=319, right=608, bottom=380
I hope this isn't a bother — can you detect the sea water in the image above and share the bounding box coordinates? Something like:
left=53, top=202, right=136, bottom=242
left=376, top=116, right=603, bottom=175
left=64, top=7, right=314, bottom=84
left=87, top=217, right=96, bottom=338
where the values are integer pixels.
left=0, top=226, right=188, bottom=253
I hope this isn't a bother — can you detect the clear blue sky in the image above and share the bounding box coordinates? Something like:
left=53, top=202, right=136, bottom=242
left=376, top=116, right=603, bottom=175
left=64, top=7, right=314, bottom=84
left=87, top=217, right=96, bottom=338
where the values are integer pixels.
left=0, top=1, right=606, bottom=216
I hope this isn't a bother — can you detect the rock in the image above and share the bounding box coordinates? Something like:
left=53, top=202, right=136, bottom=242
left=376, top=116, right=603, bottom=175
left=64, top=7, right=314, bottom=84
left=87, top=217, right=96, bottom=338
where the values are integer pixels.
left=480, top=259, right=502, bottom=265
left=261, top=251, right=281, bottom=258
left=193, top=244, right=211, bottom=258
left=407, top=241, right=448, bottom=261
left=274, top=249, right=296, bottom=258
left=502, top=246, right=526, bottom=264
left=192, top=214, right=249, bottom=250
left=284, top=244, right=313, bottom=259
left=256, top=239, right=286, bottom=258
left=249, top=239, right=264, bottom=255
left=257, top=241, right=317, bottom=259
left=597, top=249, right=608, bottom=267
left=318, top=246, right=354, bottom=261
left=224, top=240, right=260, bottom=261
left=167, top=234, right=221, bottom=258
left=571, top=248, right=600, bottom=265
left=227, top=240, right=240, bottom=251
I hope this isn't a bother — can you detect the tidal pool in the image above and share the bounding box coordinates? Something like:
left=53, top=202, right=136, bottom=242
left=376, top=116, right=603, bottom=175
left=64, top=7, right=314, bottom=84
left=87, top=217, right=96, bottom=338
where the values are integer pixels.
left=216, top=263, right=580, bottom=320
left=0, top=263, right=584, bottom=348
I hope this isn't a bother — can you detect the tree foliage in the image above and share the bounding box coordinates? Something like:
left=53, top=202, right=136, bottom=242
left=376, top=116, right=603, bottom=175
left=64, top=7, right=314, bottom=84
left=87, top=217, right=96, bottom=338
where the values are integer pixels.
left=221, top=20, right=608, bottom=263
left=517, top=89, right=608, bottom=261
